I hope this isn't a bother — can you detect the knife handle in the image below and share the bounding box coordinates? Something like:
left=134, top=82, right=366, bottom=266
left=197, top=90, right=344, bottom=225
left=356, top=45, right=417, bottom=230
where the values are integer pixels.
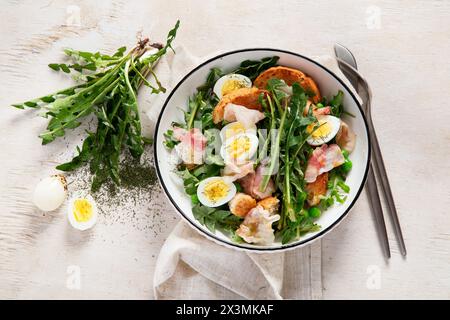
left=366, top=115, right=407, bottom=256
left=366, top=163, right=391, bottom=259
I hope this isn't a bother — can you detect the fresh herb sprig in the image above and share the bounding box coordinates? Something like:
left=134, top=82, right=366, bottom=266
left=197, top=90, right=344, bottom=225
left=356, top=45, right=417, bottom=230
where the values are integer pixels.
left=13, top=21, right=180, bottom=191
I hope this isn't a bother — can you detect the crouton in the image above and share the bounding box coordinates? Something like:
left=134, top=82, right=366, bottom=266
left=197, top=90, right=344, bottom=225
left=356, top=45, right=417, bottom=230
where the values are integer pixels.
left=254, top=66, right=321, bottom=103
left=305, top=172, right=328, bottom=206
left=257, top=196, right=280, bottom=214
left=229, top=193, right=257, bottom=217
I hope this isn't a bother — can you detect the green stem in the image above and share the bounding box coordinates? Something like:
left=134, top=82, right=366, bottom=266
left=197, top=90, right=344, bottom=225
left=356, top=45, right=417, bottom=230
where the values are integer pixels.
left=187, top=96, right=200, bottom=130
left=257, top=95, right=275, bottom=164
left=12, top=79, right=100, bottom=109
left=124, top=58, right=141, bottom=134
left=259, top=102, right=287, bottom=192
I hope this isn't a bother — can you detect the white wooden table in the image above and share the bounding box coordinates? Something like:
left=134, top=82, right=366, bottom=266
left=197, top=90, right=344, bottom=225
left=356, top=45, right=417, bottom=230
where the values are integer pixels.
left=1, top=0, right=449, bottom=299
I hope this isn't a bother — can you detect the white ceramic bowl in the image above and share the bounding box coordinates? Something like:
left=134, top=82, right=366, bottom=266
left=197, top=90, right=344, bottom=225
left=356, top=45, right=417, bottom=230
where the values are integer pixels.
left=154, top=48, right=370, bottom=252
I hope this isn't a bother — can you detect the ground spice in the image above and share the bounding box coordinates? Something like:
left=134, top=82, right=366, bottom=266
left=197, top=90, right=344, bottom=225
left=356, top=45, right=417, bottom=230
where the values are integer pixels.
left=65, top=144, right=178, bottom=235
left=117, top=155, right=158, bottom=190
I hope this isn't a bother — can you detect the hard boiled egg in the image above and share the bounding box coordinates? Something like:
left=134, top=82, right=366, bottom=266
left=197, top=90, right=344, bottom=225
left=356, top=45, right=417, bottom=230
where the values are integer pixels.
left=67, top=193, right=98, bottom=231
left=197, top=177, right=237, bottom=207
left=213, top=74, right=252, bottom=99
left=220, top=121, right=257, bottom=142
left=306, top=115, right=341, bottom=146
left=220, top=133, right=259, bottom=165
left=33, top=174, right=67, bottom=211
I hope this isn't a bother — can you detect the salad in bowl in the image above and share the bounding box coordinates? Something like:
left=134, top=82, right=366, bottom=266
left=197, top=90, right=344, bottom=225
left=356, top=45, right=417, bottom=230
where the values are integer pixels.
left=155, top=49, right=369, bottom=251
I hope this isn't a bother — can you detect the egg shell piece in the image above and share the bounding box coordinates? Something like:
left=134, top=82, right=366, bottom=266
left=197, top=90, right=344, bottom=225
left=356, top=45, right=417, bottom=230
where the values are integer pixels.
left=32, top=175, right=67, bottom=212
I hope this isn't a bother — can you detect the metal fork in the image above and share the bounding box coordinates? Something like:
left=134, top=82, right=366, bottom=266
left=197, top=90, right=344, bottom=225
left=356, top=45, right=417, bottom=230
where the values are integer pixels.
left=334, top=45, right=407, bottom=257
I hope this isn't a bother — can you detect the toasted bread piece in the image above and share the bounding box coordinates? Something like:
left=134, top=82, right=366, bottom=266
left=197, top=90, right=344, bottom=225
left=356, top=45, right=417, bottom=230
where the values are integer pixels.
left=305, top=172, right=328, bottom=206
left=301, top=76, right=322, bottom=103
left=212, top=87, right=266, bottom=124
left=229, top=193, right=257, bottom=217
left=257, top=196, right=280, bottom=214
left=254, top=66, right=321, bottom=103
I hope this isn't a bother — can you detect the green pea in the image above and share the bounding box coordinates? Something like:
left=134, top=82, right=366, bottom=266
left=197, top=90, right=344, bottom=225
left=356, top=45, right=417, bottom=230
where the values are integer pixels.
left=342, top=160, right=353, bottom=173
left=309, top=207, right=321, bottom=218
left=191, top=194, right=200, bottom=204
left=316, top=103, right=324, bottom=108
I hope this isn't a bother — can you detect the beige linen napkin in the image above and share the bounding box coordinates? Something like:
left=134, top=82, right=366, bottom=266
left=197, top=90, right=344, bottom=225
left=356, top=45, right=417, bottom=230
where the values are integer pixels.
left=145, top=47, right=354, bottom=300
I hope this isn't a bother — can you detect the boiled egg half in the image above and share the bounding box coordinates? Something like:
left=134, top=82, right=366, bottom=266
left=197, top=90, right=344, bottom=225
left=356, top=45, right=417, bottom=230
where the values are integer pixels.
left=220, top=121, right=257, bottom=142
left=197, top=177, right=237, bottom=207
left=220, top=133, right=259, bottom=165
left=67, top=193, right=98, bottom=231
left=306, top=115, right=341, bottom=146
left=213, top=74, right=252, bottom=99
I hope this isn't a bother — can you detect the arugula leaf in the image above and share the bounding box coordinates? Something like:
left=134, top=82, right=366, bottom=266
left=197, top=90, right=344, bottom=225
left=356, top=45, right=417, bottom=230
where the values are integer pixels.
left=233, top=56, right=279, bottom=80
left=176, top=168, right=199, bottom=195
left=196, top=67, right=222, bottom=99
left=329, top=90, right=344, bottom=117
left=192, top=204, right=242, bottom=234
left=319, top=169, right=350, bottom=210
left=279, top=212, right=321, bottom=244
left=163, top=129, right=179, bottom=149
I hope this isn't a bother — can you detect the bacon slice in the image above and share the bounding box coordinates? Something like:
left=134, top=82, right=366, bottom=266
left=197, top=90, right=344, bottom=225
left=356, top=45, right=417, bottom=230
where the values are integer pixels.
left=223, top=103, right=265, bottom=128
left=173, top=127, right=207, bottom=164
left=236, top=205, right=280, bottom=245
left=313, top=106, right=331, bottom=116
left=212, top=87, right=267, bottom=124
left=222, top=161, right=255, bottom=182
left=239, top=164, right=275, bottom=200
left=303, top=100, right=331, bottom=116
left=335, top=120, right=356, bottom=153
left=305, top=144, right=345, bottom=183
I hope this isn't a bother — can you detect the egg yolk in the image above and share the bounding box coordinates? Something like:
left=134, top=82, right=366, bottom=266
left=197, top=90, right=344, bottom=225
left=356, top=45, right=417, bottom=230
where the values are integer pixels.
left=228, top=136, right=251, bottom=159
left=73, top=198, right=93, bottom=222
left=224, top=122, right=246, bottom=139
left=221, top=79, right=247, bottom=96
left=203, top=180, right=230, bottom=203
left=307, top=121, right=332, bottom=139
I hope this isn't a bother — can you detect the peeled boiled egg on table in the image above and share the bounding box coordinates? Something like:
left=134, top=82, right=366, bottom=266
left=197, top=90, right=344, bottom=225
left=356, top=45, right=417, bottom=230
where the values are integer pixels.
left=220, top=121, right=257, bottom=142
left=213, top=74, right=252, bottom=99
left=33, top=174, right=67, bottom=211
left=306, top=115, right=341, bottom=146
left=197, top=177, right=237, bottom=207
left=67, top=193, right=98, bottom=231
left=220, top=133, right=259, bottom=164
